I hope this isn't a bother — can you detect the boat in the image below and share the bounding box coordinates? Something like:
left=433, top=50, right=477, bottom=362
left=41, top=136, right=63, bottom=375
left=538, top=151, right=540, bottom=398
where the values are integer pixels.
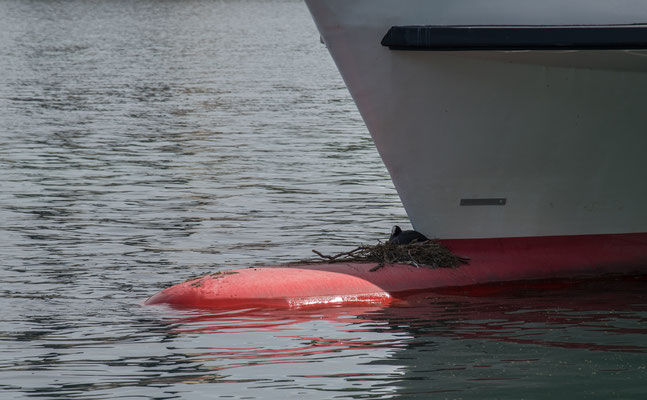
left=304, top=0, right=647, bottom=268
left=144, top=2, right=647, bottom=310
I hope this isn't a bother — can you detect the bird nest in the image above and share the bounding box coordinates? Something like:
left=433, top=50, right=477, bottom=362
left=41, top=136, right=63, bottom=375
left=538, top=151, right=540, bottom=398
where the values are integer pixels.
left=306, top=240, right=469, bottom=272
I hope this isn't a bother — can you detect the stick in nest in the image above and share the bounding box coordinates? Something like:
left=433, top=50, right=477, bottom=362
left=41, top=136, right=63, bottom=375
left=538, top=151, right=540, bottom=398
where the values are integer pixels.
left=307, top=241, right=469, bottom=272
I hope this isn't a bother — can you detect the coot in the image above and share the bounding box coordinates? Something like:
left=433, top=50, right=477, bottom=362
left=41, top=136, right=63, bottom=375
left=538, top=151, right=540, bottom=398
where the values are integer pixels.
left=388, top=225, right=429, bottom=244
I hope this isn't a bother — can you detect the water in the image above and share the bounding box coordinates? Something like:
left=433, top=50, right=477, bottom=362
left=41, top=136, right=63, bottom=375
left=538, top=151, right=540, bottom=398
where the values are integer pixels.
left=0, top=0, right=645, bottom=398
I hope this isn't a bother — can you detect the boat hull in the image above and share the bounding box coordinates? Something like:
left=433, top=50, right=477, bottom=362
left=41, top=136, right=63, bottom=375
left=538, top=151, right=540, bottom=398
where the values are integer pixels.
left=305, top=0, right=647, bottom=240
left=145, top=233, right=647, bottom=309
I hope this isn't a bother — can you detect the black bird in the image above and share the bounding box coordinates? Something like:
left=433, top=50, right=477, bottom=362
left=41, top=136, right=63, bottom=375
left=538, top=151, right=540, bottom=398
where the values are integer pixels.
left=388, top=225, right=429, bottom=244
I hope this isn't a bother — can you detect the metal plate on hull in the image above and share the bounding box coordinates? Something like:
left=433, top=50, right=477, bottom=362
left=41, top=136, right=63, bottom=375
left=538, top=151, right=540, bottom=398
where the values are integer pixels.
left=382, top=25, right=647, bottom=51
left=460, top=198, right=507, bottom=206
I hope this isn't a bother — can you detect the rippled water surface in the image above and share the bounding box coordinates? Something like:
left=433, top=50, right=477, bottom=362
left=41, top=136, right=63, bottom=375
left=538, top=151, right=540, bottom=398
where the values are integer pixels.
left=1, top=0, right=646, bottom=398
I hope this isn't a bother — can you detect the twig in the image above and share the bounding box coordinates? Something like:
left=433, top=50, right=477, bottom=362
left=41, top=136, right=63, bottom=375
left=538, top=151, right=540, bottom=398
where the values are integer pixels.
left=312, top=249, right=334, bottom=260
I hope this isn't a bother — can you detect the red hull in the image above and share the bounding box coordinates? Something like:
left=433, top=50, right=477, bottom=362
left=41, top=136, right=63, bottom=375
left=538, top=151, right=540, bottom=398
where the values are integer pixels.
left=145, top=233, right=647, bottom=309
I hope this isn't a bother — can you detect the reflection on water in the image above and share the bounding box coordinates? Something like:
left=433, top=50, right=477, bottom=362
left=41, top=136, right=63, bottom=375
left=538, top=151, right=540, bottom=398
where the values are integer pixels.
left=9, top=278, right=637, bottom=399
left=1, top=0, right=646, bottom=398
left=139, top=277, right=646, bottom=399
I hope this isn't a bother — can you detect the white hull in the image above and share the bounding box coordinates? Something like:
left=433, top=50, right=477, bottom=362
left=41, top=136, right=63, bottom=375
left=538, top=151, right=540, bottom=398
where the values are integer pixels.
left=306, top=0, right=647, bottom=239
